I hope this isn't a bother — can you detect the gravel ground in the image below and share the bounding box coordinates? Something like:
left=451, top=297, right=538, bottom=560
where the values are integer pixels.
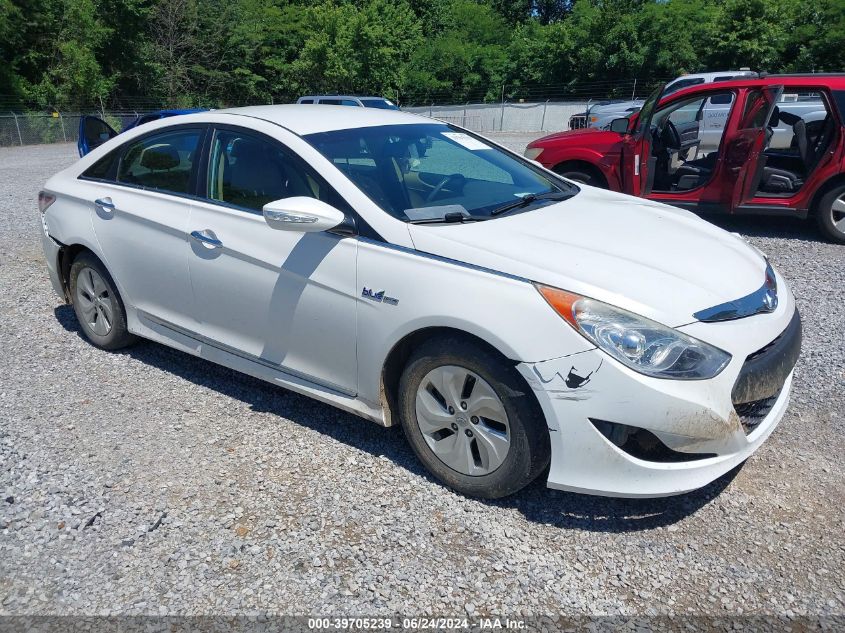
left=1, top=140, right=844, bottom=620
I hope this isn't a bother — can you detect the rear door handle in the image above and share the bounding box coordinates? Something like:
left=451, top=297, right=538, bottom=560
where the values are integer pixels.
left=190, top=230, right=223, bottom=248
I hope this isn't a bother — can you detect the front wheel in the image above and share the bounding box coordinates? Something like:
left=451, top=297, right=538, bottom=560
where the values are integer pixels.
left=553, top=164, right=606, bottom=188
left=816, top=184, right=845, bottom=244
left=398, top=337, right=550, bottom=498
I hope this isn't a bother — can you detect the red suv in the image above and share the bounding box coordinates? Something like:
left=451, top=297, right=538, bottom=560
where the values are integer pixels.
left=525, top=75, right=845, bottom=242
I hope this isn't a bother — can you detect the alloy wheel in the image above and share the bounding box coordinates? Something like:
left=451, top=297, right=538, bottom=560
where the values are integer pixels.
left=75, top=266, right=114, bottom=336
left=414, top=365, right=510, bottom=476
left=831, top=194, right=845, bottom=237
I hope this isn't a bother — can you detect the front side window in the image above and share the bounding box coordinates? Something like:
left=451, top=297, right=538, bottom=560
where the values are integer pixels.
left=207, top=129, right=328, bottom=211
left=304, top=123, right=575, bottom=222
left=117, top=129, right=201, bottom=195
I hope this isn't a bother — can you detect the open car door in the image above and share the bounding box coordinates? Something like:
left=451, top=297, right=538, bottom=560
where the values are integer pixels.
left=619, top=84, right=665, bottom=196
left=723, top=85, right=783, bottom=210
left=78, top=115, right=118, bottom=157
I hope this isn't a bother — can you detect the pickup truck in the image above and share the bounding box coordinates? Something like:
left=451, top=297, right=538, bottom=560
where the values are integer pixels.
left=570, top=71, right=758, bottom=131
left=527, top=75, right=845, bottom=242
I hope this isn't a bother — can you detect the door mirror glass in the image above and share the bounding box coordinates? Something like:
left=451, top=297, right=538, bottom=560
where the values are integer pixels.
left=263, top=197, right=346, bottom=232
left=610, top=118, right=630, bottom=134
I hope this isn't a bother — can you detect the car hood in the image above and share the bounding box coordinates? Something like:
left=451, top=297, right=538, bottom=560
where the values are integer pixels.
left=407, top=187, right=767, bottom=327
left=588, top=100, right=643, bottom=114
left=530, top=127, right=622, bottom=146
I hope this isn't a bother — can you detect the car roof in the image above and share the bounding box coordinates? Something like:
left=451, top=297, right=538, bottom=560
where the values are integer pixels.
left=216, top=104, right=426, bottom=135
left=298, top=95, right=389, bottom=101
left=668, top=70, right=756, bottom=83
left=664, top=75, right=845, bottom=102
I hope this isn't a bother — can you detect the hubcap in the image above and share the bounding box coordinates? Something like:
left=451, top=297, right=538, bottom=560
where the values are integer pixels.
left=414, top=365, right=510, bottom=476
left=75, top=267, right=114, bottom=336
left=831, top=195, right=845, bottom=235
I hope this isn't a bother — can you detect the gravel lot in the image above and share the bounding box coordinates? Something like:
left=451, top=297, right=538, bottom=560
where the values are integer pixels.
left=1, top=139, right=843, bottom=620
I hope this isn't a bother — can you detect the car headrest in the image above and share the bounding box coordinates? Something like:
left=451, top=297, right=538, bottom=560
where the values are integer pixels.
left=768, top=106, right=780, bottom=126
left=140, top=144, right=180, bottom=170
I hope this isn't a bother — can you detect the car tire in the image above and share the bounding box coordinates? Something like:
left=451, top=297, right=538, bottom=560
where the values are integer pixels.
left=398, top=336, right=550, bottom=499
left=816, top=184, right=845, bottom=244
left=554, top=164, right=605, bottom=188
left=69, top=252, right=137, bottom=350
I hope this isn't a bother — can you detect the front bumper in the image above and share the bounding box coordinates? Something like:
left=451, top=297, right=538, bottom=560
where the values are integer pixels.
left=517, top=294, right=799, bottom=498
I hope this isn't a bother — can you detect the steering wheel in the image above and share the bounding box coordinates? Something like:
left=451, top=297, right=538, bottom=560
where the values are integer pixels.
left=425, top=173, right=465, bottom=203
left=661, top=120, right=682, bottom=150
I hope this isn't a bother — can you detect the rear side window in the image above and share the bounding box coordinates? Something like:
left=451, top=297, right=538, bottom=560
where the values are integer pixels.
left=319, top=99, right=359, bottom=106
left=117, top=129, right=202, bottom=195
left=664, top=78, right=704, bottom=95
left=299, top=99, right=313, bottom=104
left=207, top=129, right=330, bottom=211
left=709, top=92, right=734, bottom=105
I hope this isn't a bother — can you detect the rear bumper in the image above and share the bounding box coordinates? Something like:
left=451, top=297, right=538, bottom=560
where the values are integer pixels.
left=41, top=230, right=65, bottom=300
left=517, top=302, right=799, bottom=498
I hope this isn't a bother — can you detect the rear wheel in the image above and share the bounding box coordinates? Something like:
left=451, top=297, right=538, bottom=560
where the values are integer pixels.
left=398, top=337, right=550, bottom=498
left=69, top=252, right=136, bottom=350
left=817, top=184, right=845, bottom=244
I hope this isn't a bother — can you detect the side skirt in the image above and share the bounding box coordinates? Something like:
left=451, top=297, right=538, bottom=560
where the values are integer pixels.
left=129, top=310, right=388, bottom=427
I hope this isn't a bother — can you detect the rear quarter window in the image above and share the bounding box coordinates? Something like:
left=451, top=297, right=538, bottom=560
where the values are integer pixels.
left=81, top=151, right=119, bottom=181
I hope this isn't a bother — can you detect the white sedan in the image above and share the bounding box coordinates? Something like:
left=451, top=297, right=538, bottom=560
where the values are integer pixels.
left=38, top=106, right=801, bottom=498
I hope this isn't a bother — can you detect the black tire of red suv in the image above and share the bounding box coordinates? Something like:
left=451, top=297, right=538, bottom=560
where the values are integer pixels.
left=816, top=183, right=845, bottom=244
left=553, top=163, right=606, bottom=188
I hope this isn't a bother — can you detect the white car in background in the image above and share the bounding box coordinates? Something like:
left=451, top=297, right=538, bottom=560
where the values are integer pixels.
left=38, top=106, right=801, bottom=499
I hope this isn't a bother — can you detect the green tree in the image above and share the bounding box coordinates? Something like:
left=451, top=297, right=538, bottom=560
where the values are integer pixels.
left=33, top=0, right=114, bottom=108
left=291, top=0, right=422, bottom=99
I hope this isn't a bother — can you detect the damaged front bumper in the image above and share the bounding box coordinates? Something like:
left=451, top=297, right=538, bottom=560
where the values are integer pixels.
left=517, top=291, right=799, bottom=498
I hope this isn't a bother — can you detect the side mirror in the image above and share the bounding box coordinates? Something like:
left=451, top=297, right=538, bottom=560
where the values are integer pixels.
left=609, top=118, right=630, bottom=134
left=262, top=197, right=346, bottom=232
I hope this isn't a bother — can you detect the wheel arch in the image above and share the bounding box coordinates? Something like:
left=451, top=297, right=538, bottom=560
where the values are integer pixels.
left=57, top=243, right=98, bottom=302
left=379, top=326, right=531, bottom=428
left=808, top=173, right=845, bottom=217
left=551, top=159, right=609, bottom=188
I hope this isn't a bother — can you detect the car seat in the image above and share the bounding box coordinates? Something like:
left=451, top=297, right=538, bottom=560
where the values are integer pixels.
left=758, top=107, right=806, bottom=193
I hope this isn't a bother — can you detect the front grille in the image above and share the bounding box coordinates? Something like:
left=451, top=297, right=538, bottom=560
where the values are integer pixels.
left=745, top=328, right=786, bottom=362
left=734, top=390, right=781, bottom=434
left=569, top=114, right=587, bottom=130
left=731, top=309, right=801, bottom=406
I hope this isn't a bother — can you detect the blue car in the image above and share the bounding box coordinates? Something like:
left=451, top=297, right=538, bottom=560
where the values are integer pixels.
left=77, top=109, right=206, bottom=157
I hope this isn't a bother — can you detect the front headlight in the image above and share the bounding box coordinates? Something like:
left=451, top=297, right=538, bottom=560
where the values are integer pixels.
left=537, top=285, right=731, bottom=380
left=524, top=147, right=544, bottom=161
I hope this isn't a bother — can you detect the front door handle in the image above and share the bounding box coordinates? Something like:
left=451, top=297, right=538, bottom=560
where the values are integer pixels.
left=94, top=197, right=115, bottom=211
left=190, top=230, right=223, bottom=248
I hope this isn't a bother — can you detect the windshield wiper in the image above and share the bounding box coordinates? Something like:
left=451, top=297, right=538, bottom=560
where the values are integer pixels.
left=409, top=212, right=488, bottom=225
left=490, top=191, right=574, bottom=216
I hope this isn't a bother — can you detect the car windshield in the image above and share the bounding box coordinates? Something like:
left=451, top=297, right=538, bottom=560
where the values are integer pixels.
left=361, top=99, right=398, bottom=110
left=303, top=123, right=577, bottom=222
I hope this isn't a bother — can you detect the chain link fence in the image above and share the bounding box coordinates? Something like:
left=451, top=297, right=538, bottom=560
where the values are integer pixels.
left=0, top=111, right=148, bottom=148
left=1, top=101, right=595, bottom=148
left=404, top=100, right=591, bottom=133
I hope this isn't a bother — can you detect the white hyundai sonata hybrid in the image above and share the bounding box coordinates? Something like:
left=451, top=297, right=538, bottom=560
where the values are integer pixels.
left=38, top=106, right=801, bottom=498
